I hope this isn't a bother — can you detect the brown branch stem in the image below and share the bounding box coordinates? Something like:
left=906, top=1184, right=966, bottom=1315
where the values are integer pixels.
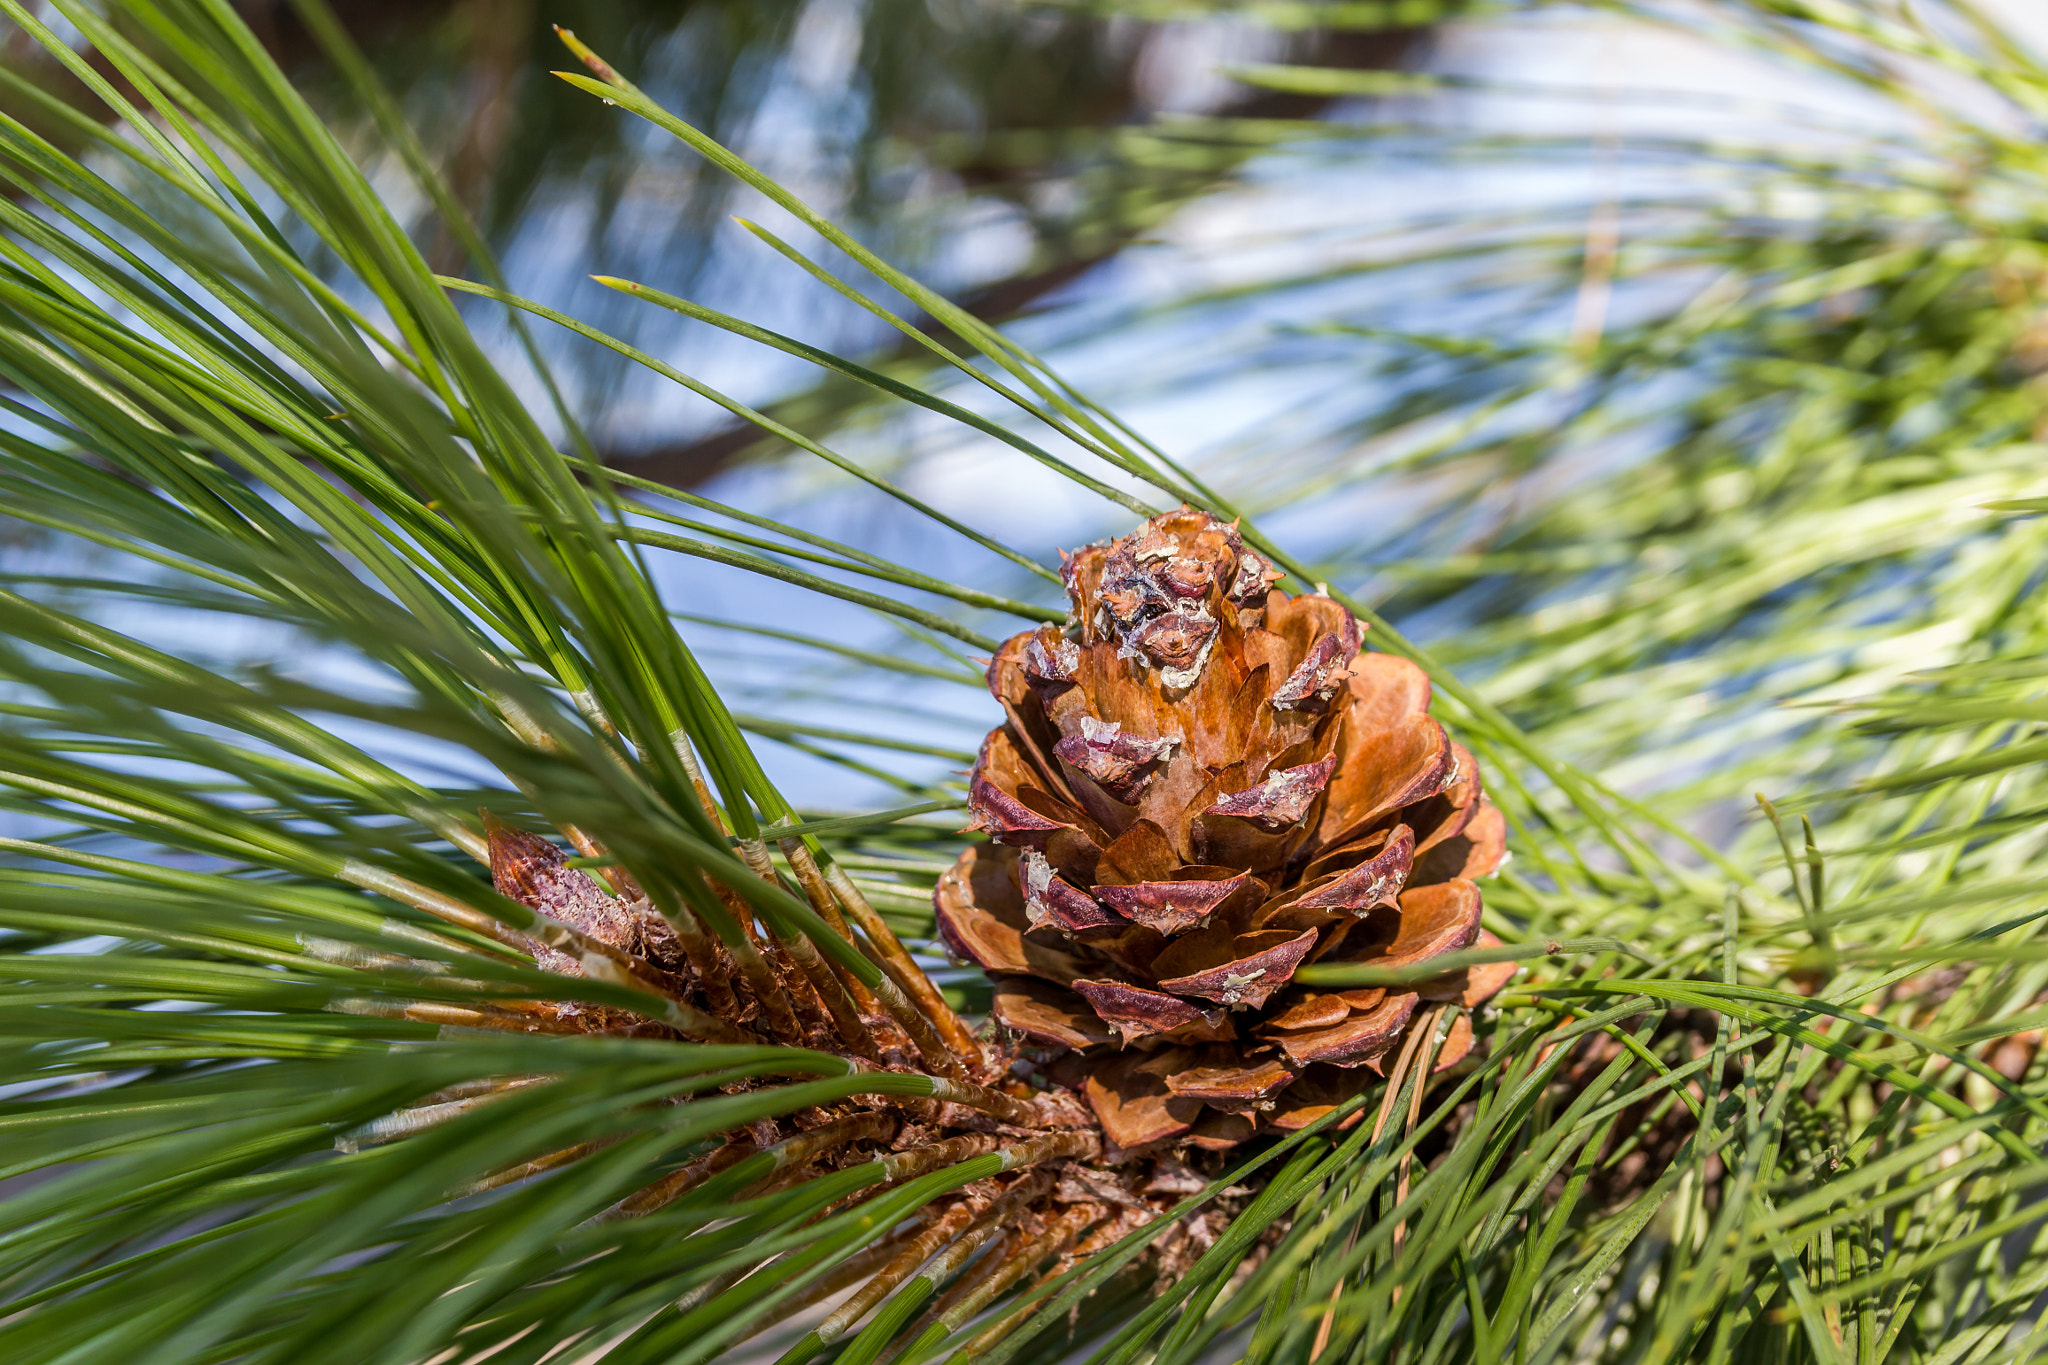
left=814, top=1170, right=1056, bottom=1351
left=602, top=1109, right=899, bottom=1222
left=912, top=1202, right=1104, bottom=1347
left=824, top=861, right=985, bottom=1074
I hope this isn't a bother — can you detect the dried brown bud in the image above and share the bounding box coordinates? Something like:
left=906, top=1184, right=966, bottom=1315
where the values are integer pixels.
left=944, top=509, right=1511, bottom=1149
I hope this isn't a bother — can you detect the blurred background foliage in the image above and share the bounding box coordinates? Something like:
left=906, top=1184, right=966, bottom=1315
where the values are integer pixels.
left=0, top=0, right=1439, bottom=473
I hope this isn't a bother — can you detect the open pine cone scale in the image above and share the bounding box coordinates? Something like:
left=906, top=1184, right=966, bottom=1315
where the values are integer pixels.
left=940, top=509, right=1514, bottom=1152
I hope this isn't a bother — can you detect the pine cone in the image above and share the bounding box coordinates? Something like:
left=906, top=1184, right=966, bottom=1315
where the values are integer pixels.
left=938, top=509, right=1515, bottom=1152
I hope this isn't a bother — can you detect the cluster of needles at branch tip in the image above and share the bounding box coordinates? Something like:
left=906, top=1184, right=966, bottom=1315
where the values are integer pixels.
left=446, top=510, right=1514, bottom=1358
